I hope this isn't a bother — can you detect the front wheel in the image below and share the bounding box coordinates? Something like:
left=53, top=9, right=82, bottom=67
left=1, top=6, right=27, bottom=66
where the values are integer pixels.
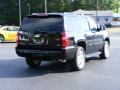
left=73, top=46, right=86, bottom=71
left=25, top=57, right=41, bottom=68
left=100, top=41, right=110, bottom=59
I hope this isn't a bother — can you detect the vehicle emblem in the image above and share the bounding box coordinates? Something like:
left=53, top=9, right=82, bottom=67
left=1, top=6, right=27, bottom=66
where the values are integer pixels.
left=33, top=34, right=44, bottom=44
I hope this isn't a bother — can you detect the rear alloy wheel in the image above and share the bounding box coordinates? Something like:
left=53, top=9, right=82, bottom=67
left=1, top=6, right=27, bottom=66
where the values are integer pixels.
left=25, top=57, right=41, bottom=68
left=0, top=35, right=4, bottom=43
left=100, top=41, right=110, bottom=59
left=73, top=46, right=86, bottom=71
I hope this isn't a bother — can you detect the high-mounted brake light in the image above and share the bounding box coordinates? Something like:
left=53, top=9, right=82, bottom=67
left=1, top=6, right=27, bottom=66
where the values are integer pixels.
left=32, top=13, right=48, bottom=16
left=62, top=32, right=70, bottom=48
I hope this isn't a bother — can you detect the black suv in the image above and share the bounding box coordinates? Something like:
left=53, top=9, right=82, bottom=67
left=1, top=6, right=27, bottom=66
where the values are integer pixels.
left=16, top=13, right=110, bottom=71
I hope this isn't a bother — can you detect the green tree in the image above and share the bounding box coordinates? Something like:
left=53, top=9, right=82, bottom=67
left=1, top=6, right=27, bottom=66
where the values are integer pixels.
left=0, top=0, right=19, bottom=25
left=0, top=0, right=118, bottom=25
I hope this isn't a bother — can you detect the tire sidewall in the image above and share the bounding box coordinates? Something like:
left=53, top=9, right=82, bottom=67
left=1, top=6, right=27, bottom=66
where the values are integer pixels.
left=74, top=46, right=85, bottom=70
left=104, top=41, right=110, bottom=58
left=26, top=57, right=41, bottom=68
left=100, top=41, right=110, bottom=59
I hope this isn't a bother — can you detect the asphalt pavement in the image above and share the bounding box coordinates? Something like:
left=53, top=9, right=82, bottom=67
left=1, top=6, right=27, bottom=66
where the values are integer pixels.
left=0, top=33, right=120, bottom=90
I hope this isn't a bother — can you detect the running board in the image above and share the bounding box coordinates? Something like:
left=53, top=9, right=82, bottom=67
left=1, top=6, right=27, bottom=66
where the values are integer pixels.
left=85, top=51, right=101, bottom=58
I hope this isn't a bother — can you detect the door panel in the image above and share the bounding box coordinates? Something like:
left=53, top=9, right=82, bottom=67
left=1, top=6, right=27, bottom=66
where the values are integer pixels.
left=93, top=32, right=104, bottom=52
left=84, top=31, right=94, bottom=54
left=7, top=31, right=17, bottom=41
left=5, top=27, right=18, bottom=41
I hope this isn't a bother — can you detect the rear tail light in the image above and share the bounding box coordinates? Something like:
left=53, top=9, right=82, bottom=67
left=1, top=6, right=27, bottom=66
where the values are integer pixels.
left=62, top=32, right=70, bottom=48
left=16, top=32, right=20, bottom=46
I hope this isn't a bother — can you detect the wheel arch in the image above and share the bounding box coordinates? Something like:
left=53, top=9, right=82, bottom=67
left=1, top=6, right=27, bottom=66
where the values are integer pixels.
left=77, top=40, right=86, bottom=53
left=105, top=37, right=110, bottom=45
left=0, top=34, right=5, bottom=40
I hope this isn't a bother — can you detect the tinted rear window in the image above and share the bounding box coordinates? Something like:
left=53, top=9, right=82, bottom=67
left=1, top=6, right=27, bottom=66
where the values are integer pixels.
left=20, top=17, right=64, bottom=33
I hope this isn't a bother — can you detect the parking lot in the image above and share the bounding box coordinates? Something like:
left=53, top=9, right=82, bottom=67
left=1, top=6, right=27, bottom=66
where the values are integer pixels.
left=0, top=33, right=120, bottom=90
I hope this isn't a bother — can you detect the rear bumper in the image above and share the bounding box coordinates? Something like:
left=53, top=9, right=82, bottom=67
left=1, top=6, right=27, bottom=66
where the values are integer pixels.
left=16, top=46, right=76, bottom=61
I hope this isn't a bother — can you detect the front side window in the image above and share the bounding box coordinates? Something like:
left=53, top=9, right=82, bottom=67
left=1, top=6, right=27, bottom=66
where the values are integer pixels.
left=13, top=27, right=19, bottom=31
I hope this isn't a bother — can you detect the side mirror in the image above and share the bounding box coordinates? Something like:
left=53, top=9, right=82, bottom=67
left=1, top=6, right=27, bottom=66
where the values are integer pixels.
left=97, top=25, right=106, bottom=31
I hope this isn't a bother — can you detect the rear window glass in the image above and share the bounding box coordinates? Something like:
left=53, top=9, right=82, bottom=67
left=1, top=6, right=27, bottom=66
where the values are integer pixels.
left=20, top=17, right=64, bottom=33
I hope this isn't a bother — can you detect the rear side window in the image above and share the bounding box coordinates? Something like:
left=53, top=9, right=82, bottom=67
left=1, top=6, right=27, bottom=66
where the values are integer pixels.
left=87, top=17, right=97, bottom=29
left=20, top=17, right=64, bottom=33
left=79, top=18, right=90, bottom=32
left=64, top=16, right=89, bottom=32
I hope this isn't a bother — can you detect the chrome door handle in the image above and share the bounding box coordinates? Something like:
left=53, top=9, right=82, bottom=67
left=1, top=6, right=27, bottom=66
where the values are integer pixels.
left=84, top=34, right=87, bottom=37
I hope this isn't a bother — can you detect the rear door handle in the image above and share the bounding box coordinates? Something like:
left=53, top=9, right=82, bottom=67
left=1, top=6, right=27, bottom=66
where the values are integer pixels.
left=84, top=34, right=87, bottom=37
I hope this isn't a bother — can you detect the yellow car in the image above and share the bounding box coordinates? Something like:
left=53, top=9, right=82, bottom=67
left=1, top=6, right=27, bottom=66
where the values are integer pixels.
left=0, top=26, right=19, bottom=42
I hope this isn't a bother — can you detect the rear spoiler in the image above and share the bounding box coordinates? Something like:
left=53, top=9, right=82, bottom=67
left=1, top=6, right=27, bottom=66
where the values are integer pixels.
left=27, top=13, right=63, bottom=18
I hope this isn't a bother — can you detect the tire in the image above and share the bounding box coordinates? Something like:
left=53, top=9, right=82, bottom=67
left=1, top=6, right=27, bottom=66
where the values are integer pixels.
left=25, top=57, right=41, bottom=68
left=0, top=35, right=5, bottom=43
left=100, top=41, right=110, bottom=59
left=73, top=46, right=86, bottom=71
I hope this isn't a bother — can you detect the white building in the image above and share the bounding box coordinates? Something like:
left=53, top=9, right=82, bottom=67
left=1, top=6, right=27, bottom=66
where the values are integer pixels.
left=73, top=9, right=113, bottom=26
